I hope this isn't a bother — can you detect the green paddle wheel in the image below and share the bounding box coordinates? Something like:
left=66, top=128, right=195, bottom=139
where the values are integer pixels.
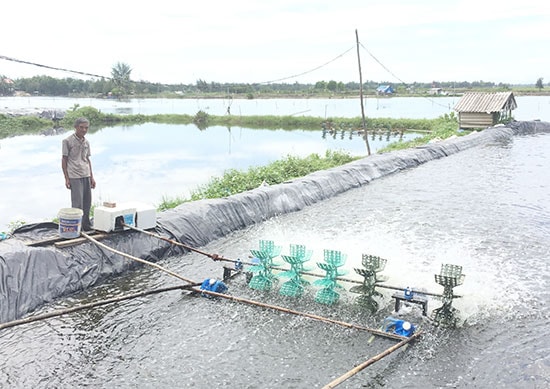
left=350, top=254, right=388, bottom=312
left=247, top=240, right=282, bottom=291
left=278, top=244, right=313, bottom=297
left=432, top=264, right=465, bottom=327
left=313, top=249, right=348, bottom=305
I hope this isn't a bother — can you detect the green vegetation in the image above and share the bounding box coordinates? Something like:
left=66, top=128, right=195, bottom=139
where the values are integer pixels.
left=154, top=113, right=462, bottom=211
left=1, top=105, right=463, bottom=230
left=536, top=77, right=544, bottom=91
left=111, top=62, right=133, bottom=97
left=199, top=151, right=355, bottom=198
left=1, top=105, right=457, bottom=140
left=0, top=114, right=52, bottom=138
left=3, top=72, right=550, bottom=99
left=378, top=112, right=461, bottom=152
left=157, top=150, right=359, bottom=211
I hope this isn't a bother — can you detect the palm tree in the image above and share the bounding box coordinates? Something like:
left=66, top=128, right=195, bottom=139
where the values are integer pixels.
left=536, top=77, right=544, bottom=91
left=111, top=62, right=132, bottom=97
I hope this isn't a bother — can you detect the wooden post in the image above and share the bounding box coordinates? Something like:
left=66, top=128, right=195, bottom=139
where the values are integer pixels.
left=0, top=283, right=199, bottom=331
left=356, top=29, right=371, bottom=156
left=322, top=331, right=423, bottom=388
left=81, top=232, right=196, bottom=284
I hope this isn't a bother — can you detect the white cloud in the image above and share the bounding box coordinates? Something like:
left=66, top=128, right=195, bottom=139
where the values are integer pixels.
left=1, top=0, right=548, bottom=84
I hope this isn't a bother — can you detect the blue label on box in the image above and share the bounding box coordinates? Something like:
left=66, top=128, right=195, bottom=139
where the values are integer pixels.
left=123, top=213, right=135, bottom=226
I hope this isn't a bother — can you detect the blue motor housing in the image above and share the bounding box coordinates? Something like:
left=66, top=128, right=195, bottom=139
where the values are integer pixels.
left=200, top=278, right=228, bottom=297
left=384, top=316, right=416, bottom=337
left=235, top=259, right=243, bottom=271
left=404, top=287, right=413, bottom=300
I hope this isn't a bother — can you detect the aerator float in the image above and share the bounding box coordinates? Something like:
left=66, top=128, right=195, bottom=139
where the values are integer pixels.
left=278, top=244, right=313, bottom=297
left=242, top=240, right=465, bottom=327
left=247, top=240, right=282, bottom=291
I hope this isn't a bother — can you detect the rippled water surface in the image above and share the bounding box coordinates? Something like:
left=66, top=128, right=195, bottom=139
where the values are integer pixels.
left=1, top=134, right=549, bottom=388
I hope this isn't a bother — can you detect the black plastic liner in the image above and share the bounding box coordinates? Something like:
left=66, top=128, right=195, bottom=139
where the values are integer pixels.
left=1, top=121, right=549, bottom=323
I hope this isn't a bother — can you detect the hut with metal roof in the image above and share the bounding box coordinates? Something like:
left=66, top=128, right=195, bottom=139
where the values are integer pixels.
left=454, top=92, right=517, bottom=129
left=376, top=85, right=395, bottom=95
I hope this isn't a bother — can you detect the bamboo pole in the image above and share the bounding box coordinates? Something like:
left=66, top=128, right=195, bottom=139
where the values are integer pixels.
left=219, top=260, right=460, bottom=298
left=121, top=224, right=226, bottom=261
left=54, top=233, right=109, bottom=248
left=0, top=272, right=402, bottom=340
left=0, top=283, right=199, bottom=331
left=0, top=277, right=405, bottom=342
left=25, top=232, right=109, bottom=247
left=356, top=29, right=371, bottom=156
left=195, top=288, right=407, bottom=341
left=124, top=224, right=461, bottom=299
left=2, top=230, right=412, bottom=343
left=81, top=232, right=405, bottom=341
left=322, top=330, right=423, bottom=388
left=81, top=232, right=196, bottom=284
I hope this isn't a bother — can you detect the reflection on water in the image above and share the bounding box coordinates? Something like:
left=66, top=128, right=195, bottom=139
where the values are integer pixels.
left=113, top=107, right=134, bottom=114
left=0, top=133, right=548, bottom=388
left=0, top=123, right=417, bottom=232
left=2, top=95, right=549, bottom=232
left=1, top=95, right=549, bottom=121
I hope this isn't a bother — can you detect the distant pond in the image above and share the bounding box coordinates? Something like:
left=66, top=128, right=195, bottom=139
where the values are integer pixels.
left=2, top=95, right=549, bottom=120
left=1, top=95, right=549, bottom=232
left=0, top=121, right=415, bottom=232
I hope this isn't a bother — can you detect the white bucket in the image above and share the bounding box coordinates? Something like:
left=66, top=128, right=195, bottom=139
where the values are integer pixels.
left=58, top=208, right=83, bottom=239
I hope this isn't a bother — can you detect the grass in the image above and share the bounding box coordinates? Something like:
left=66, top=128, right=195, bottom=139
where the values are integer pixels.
left=157, top=113, right=465, bottom=211
left=1, top=107, right=465, bottom=231
left=2, top=106, right=451, bottom=139
left=377, top=113, right=462, bottom=152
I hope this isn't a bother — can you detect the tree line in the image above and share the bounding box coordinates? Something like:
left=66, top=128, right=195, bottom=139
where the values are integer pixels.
left=0, top=61, right=543, bottom=98
left=1, top=77, right=520, bottom=98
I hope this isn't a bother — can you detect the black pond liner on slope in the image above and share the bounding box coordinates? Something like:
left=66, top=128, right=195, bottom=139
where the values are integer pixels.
left=1, top=120, right=549, bottom=323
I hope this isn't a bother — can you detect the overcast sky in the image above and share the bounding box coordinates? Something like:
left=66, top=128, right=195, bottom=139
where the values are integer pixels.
left=1, top=0, right=548, bottom=86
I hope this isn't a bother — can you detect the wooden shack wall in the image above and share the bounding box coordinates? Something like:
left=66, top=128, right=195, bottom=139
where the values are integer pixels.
left=458, top=112, right=495, bottom=129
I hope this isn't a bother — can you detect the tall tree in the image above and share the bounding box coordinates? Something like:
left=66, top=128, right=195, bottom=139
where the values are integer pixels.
left=0, top=75, right=13, bottom=95
left=111, top=62, right=133, bottom=97
left=535, top=77, right=544, bottom=90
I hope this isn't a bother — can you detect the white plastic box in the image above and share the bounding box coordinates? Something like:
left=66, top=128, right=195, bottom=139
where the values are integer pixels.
left=93, top=204, right=137, bottom=233
left=124, top=201, right=157, bottom=230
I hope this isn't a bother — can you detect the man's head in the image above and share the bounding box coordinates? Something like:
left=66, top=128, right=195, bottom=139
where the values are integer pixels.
left=74, top=117, right=90, bottom=138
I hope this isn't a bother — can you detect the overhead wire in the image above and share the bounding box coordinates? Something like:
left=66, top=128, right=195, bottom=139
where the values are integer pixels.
left=3, top=39, right=454, bottom=113
left=0, top=54, right=113, bottom=81
left=0, top=54, right=169, bottom=88
left=256, top=46, right=355, bottom=85
left=358, top=42, right=453, bottom=109
left=0, top=45, right=356, bottom=87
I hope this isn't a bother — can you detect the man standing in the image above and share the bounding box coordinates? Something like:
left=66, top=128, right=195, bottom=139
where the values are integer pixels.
left=62, top=117, right=96, bottom=231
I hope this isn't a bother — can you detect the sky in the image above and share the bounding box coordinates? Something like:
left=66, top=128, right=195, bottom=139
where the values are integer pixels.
left=1, top=0, right=549, bottom=86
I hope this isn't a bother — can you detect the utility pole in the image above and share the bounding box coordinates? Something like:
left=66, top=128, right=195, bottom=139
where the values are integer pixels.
left=356, top=29, right=371, bottom=155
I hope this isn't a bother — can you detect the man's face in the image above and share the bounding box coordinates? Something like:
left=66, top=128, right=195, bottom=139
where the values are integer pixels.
left=75, top=123, right=89, bottom=138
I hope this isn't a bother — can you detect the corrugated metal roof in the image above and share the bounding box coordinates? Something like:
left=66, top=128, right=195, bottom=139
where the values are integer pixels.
left=454, top=92, right=517, bottom=113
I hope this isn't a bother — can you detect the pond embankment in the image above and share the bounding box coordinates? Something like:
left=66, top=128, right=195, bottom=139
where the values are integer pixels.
left=1, top=120, right=549, bottom=323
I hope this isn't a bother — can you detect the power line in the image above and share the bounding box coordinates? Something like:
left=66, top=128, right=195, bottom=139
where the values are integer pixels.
left=3, top=45, right=455, bottom=111
left=2, top=50, right=355, bottom=87
left=359, top=42, right=408, bottom=85
left=256, top=46, right=356, bottom=84
left=358, top=42, right=451, bottom=109
left=0, top=54, right=112, bottom=81
left=2, top=48, right=357, bottom=87
left=0, top=55, right=170, bottom=87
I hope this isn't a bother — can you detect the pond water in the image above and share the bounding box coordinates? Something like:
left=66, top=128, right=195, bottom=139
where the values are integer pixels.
left=0, top=130, right=548, bottom=388
left=1, top=95, right=549, bottom=233
left=0, top=123, right=414, bottom=233
left=2, top=95, right=550, bottom=120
